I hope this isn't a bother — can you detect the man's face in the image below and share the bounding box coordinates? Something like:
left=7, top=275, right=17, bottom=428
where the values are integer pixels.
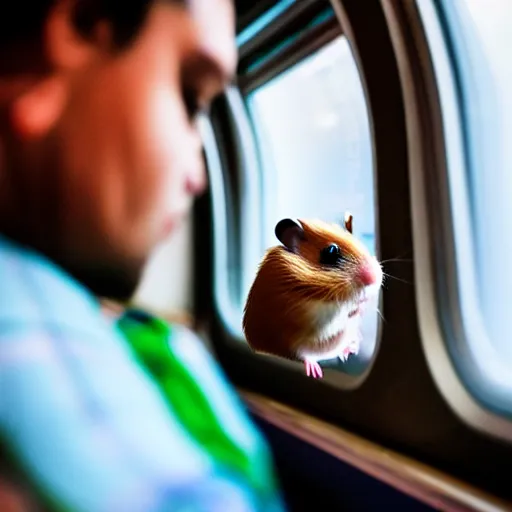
left=2, top=0, right=236, bottom=298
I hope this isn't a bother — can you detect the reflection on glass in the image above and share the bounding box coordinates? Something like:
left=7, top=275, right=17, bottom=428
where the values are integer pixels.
left=437, top=0, right=512, bottom=373
left=452, top=0, right=512, bottom=361
left=246, top=36, right=377, bottom=373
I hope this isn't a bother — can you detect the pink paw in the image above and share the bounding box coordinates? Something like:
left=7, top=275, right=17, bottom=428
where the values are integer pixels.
left=304, top=360, right=323, bottom=379
left=340, top=338, right=360, bottom=361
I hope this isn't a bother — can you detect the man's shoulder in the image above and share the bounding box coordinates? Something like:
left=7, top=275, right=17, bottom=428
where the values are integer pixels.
left=0, top=235, right=102, bottom=334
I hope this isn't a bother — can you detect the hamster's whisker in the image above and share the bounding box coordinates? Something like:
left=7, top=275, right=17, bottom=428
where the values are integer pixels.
left=379, top=250, right=413, bottom=264
left=382, top=272, right=412, bottom=286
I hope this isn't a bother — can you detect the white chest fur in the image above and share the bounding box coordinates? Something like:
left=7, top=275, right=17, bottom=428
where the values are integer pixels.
left=298, top=301, right=363, bottom=363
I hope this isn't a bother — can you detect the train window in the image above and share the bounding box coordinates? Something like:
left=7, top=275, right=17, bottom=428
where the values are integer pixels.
left=244, top=35, right=379, bottom=373
left=419, top=0, right=512, bottom=418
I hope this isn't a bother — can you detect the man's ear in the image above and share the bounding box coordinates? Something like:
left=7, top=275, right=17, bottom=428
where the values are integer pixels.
left=10, top=76, right=67, bottom=139
left=9, top=0, right=111, bottom=139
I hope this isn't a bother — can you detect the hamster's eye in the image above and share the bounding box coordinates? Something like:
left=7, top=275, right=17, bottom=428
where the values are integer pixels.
left=320, top=244, right=343, bottom=266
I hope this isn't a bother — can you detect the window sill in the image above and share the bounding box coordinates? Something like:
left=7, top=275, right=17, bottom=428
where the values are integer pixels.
left=240, top=389, right=509, bottom=512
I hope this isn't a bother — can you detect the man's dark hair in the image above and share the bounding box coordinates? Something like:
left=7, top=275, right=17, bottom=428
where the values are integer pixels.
left=0, top=1, right=184, bottom=74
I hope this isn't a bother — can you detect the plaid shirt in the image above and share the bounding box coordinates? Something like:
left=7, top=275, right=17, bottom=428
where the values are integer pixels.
left=0, top=235, right=285, bottom=512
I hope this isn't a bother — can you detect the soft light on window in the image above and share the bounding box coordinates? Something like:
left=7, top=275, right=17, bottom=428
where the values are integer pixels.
left=418, top=0, right=512, bottom=415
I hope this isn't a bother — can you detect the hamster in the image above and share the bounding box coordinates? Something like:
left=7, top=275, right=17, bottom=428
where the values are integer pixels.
left=242, top=217, right=383, bottom=379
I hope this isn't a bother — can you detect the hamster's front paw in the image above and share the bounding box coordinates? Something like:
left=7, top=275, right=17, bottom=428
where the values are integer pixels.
left=339, top=336, right=361, bottom=362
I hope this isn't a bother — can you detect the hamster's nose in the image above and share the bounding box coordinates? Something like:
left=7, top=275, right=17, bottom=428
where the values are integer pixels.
left=357, top=262, right=378, bottom=286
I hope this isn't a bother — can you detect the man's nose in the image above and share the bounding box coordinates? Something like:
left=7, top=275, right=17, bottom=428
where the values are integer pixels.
left=186, top=156, right=207, bottom=196
left=185, top=125, right=208, bottom=195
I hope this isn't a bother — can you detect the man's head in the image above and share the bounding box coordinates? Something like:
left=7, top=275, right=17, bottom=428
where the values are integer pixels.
left=0, top=0, right=236, bottom=299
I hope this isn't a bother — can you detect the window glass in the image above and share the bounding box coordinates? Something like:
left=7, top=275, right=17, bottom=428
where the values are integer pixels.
left=433, top=0, right=512, bottom=404
left=245, top=36, right=378, bottom=372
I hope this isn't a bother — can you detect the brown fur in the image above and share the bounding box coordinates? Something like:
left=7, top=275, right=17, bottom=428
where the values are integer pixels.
left=242, top=219, right=374, bottom=361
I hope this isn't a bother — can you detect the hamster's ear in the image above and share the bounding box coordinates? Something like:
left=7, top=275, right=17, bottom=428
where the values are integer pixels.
left=344, top=212, right=353, bottom=234
left=275, top=218, right=304, bottom=253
